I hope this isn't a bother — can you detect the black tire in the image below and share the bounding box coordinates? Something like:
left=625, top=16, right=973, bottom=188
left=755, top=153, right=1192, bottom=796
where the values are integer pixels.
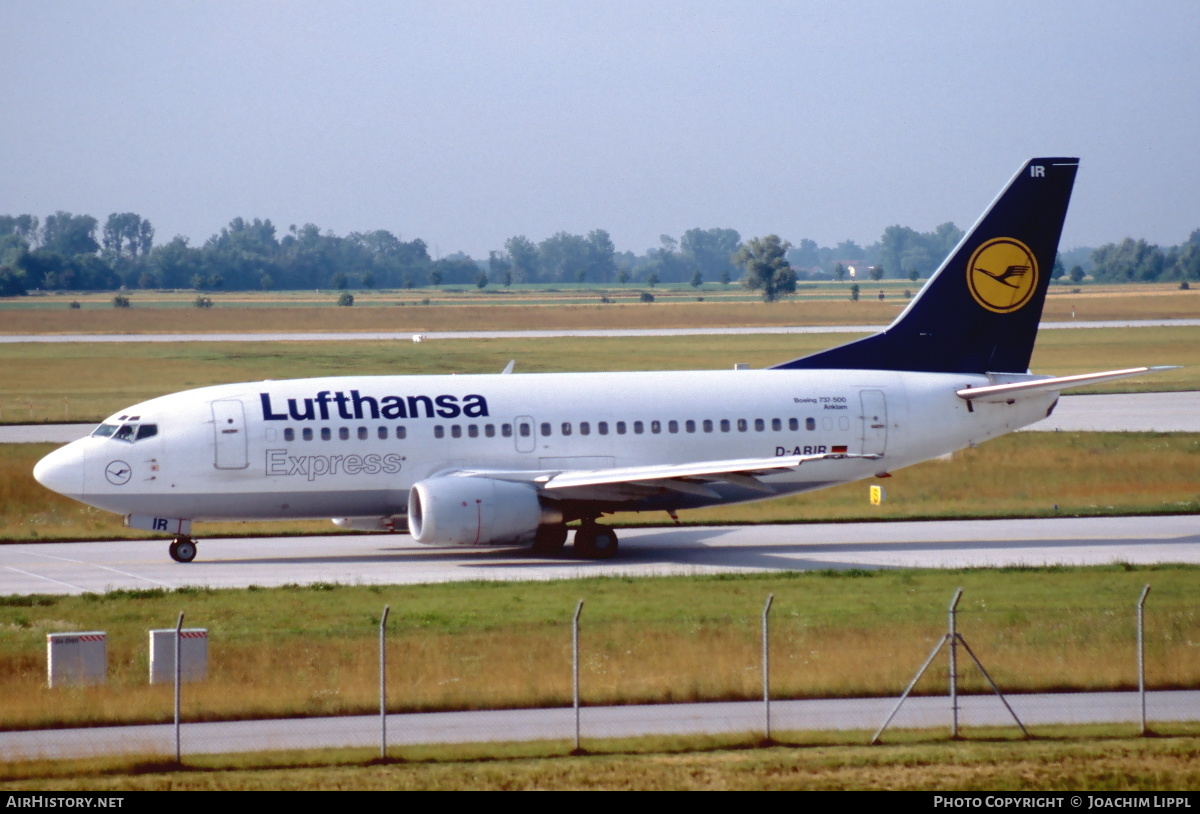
left=531, top=524, right=568, bottom=555
left=170, top=538, right=197, bottom=563
left=575, top=523, right=618, bottom=560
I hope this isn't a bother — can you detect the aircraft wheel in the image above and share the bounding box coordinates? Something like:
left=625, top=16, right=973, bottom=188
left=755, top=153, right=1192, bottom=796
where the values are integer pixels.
left=575, top=523, right=618, bottom=560
left=169, top=538, right=197, bottom=563
left=531, top=523, right=568, bottom=555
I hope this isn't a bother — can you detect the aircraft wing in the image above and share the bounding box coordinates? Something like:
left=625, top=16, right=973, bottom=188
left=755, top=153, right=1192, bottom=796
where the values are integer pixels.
left=956, top=366, right=1176, bottom=403
left=453, top=451, right=881, bottom=501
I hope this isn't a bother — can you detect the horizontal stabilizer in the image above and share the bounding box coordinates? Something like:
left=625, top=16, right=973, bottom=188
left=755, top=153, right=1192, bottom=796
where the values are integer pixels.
left=956, top=366, right=1176, bottom=402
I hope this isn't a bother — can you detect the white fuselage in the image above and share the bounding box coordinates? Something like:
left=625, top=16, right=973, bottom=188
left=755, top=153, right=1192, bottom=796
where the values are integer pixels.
left=34, top=367, right=1055, bottom=525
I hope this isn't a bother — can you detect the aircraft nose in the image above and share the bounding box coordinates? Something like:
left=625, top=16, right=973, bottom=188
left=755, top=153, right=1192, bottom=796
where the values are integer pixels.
left=33, top=443, right=86, bottom=499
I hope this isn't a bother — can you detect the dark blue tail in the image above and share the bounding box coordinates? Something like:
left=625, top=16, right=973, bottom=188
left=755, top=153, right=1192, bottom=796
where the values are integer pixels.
left=774, top=158, right=1079, bottom=374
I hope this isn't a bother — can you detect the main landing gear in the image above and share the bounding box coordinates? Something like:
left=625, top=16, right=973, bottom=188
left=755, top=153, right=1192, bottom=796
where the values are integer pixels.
left=168, top=536, right=197, bottom=563
left=529, top=521, right=619, bottom=559
left=574, top=521, right=618, bottom=560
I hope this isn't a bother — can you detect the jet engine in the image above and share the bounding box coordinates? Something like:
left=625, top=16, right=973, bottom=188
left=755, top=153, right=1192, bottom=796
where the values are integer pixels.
left=408, top=476, right=561, bottom=546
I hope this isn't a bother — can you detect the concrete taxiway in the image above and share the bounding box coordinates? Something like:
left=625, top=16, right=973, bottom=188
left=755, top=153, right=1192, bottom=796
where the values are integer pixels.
left=1, top=515, right=1196, bottom=596
left=2, top=317, right=1198, bottom=344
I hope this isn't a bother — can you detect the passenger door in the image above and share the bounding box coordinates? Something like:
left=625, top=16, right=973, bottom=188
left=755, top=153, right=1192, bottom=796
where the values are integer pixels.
left=212, top=399, right=249, bottom=470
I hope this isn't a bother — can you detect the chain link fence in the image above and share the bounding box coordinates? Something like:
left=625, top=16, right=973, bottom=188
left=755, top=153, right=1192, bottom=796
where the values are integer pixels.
left=2, top=582, right=1197, bottom=762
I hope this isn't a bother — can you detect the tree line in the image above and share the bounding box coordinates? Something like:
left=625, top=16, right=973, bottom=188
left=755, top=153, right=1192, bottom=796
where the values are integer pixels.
left=1, top=210, right=1197, bottom=300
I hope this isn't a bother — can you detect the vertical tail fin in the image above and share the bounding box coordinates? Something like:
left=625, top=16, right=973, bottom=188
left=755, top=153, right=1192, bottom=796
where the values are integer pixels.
left=774, top=158, right=1079, bottom=374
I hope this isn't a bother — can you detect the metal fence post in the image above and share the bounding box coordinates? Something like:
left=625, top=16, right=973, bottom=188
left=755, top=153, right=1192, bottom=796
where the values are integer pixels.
left=380, top=604, right=390, bottom=758
left=1137, top=584, right=1151, bottom=736
left=949, top=588, right=962, bottom=739
left=174, top=611, right=184, bottom=763
left=762, top=594, right=774, bottom=741
left=573, top=599, right=584, bottom=752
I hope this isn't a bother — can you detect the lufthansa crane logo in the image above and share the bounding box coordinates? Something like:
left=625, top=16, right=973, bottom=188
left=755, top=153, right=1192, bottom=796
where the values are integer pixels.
left=966, top=237, right=1039, bottom=313
left=105, top=460, right=132, bottom=486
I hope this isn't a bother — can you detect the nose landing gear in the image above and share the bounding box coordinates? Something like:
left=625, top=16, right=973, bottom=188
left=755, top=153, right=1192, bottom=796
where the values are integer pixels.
left=168, top=536, right=197, bottom=563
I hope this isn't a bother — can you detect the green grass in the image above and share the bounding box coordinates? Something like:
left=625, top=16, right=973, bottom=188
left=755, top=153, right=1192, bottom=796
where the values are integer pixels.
left=1, top=566, right=1197, bottom=732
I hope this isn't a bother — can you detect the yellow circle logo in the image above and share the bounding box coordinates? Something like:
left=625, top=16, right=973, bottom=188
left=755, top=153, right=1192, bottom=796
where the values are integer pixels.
left=966, top=237, right=1039, bottom=313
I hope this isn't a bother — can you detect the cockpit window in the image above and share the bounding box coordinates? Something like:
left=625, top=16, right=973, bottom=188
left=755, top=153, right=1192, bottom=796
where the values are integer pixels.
left=97, top=421, right=158, bottom=443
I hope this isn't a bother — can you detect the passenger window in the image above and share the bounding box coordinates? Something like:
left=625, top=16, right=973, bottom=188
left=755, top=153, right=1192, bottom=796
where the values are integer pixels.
left=434, top=426, right=444, bottom=439
left=720, top=419, right=730, bottom=432
left=789, top=418, right=799, bottom=431
left=303, top=428, right=313, bottom=441
left=616, top=421, right=626, bottom=435
left=136, top=424, right=158, bottom=440
left=598, top=421, right=609, bottom=435
left=339, top=427, right=349, bottom=440
left=807, top=418, right=817, bottom=431
left=518, top=423, right=530, bottom=437
left=561, top=422, right=572, bottom=436
left=754, top=418, right=765, bottom=432
left=321, top=427, right=332, bottom=441
left=505, top=424, right=516, bottom=438
left=650, top=420, right=660, bottom=434
left=468, top=425, right=479, bottom=438
left=485, top=424, right=495, bottom=438
left=378, top=426, right=387, bottom=440
left=772, top=418, right=782, bottom=432
left=358, top=427, right=369, bottom=440
left=633, top=421, right=644, bottom=434
left=284, top=428, right=295, bottom=441
left=580, top=422, right=590, bottom=436
left=685, top=420, right=695, bottom=433
left=668, top=420, right=678, bottom=434
left=703, top=419, right=713, bottom=433
left=451, top=425, right=462, bottom=439
left=540, top=422, right=551, bottom=437
left=737, top=419, right=748, bottom=432
left=396, top=426, right=407, bottom=440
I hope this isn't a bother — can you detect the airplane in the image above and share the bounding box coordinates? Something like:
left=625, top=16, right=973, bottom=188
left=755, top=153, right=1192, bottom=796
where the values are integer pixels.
left=33, top=157, right=1170, bottom=563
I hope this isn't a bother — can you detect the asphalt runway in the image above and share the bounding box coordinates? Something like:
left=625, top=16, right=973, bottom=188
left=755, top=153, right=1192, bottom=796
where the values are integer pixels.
left=2, top=515, right=1196, bottom=596
left=4, top=690, right=1197, bottom=760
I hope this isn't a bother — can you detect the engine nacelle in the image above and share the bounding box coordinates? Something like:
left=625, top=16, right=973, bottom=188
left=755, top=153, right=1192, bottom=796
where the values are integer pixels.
left=408, top=476, right=559, bottom=546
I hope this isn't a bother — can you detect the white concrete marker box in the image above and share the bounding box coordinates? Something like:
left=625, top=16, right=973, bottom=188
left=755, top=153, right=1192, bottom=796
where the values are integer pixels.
left=47, top=631, right=107, bottom=687
left=149, top=628, right=208, bottom=684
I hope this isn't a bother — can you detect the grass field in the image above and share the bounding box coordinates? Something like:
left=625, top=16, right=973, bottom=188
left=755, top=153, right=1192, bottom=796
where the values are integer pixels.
left=0, top=326, right=1196, bottom=425
left=3, top=431, right=1198, bottom=542
left=1, top=282, right=1197, bottom=334
left=0, top=566, right=1197, bottom=733
left=5, top=727, right=1200, bottom=790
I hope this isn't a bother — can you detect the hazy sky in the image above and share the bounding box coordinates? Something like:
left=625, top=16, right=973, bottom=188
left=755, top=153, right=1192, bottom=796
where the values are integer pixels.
left=3, top=1, right=1197, bottom=257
